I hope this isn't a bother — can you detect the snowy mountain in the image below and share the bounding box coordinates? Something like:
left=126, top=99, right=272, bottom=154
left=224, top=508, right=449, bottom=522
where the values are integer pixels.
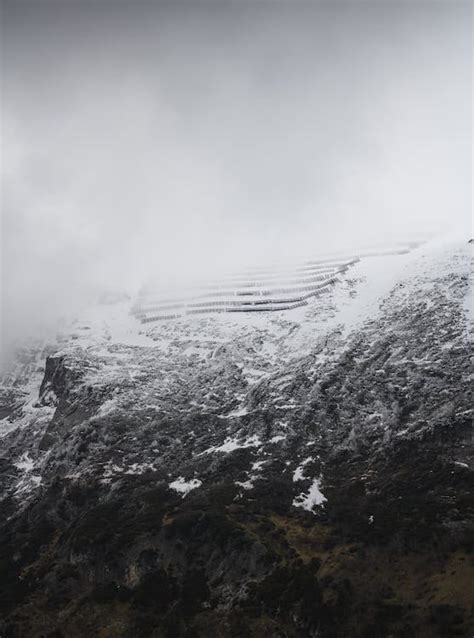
left=0, top=238, right=472, bottom=638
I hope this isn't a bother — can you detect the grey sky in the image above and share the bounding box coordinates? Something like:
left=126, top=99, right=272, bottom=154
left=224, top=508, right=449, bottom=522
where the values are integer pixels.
left=1, top=1, right=472, bottom=352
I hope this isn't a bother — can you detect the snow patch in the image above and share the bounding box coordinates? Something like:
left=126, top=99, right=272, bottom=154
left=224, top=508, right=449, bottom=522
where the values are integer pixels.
left=292, top=457, right=314, bottom=482
left=235, top=479, right=254, bottom=490
left=169, top=477, right=202, bottom=496
left=200, top=434, right=262, bottom=455
left=293, top=477, right=327, bottom=512
left=221, top=405, right=250, bottom=419
left=14, top=453, right=35, bottom=472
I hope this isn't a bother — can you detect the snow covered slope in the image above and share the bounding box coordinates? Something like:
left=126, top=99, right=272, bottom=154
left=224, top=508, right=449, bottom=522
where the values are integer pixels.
left=0, top=238, right=472, bottom=638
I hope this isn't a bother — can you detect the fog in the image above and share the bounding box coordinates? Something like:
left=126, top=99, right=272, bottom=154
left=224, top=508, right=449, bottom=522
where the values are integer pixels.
left=1, top=1, right=472, bottom=357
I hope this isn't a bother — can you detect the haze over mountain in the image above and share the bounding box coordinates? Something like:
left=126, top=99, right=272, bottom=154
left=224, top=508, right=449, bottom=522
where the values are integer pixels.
left=0, top=4, right=472, bottom=635
left=1, top=1, right=472, bottom=358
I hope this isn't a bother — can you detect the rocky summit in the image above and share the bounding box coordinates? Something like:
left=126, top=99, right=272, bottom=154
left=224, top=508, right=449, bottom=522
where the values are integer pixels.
left=0, top=239, right=472, bottom=638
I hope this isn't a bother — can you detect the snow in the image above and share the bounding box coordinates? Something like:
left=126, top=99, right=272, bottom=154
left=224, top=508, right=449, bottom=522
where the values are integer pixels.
left=2, top=236, right=470, bottom=507
left=101, top=461, right=157, bottom=479
left=169, top=477, right=202, bottom=496
left=331, top=252, right=415, bottom=337
left=96, top=397, right=122, bottom=418
left=235, top=459, right=269, bottom=491
left=200, top=434, right=262, bottom=455
left=124, top=463, right=157, bottom=475
left=14, top=453, right=35, bottom=472
left=293, top=467, right=305, bottom=482
left=462, top=245, right=473, bottom=323
left=0, top=341, right=57, bottom=438
left=56, top=300, right=157, bottom=350
left=221, top=406, right=250, bottom=419
left=293, top=477, right=327, bottom=512
left=240, top=367, right=269, bottom=384
left=301, top=237, right=473, bottom=344
left=235, top=479, right=254, bottom=490
left=12, top=453, right=43, bottom=495
left=102, top=463, right=125, bottom=478
left=292, top=457, right=313, bottom=482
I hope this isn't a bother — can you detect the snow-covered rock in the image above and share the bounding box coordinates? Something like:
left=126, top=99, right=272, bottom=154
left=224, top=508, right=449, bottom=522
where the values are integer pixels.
left=0, top=238, right=472, bottom=638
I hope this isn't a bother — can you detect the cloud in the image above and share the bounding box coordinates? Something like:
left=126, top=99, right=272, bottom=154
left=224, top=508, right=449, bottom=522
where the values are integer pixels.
left=1, top=1, right=471, bottom=355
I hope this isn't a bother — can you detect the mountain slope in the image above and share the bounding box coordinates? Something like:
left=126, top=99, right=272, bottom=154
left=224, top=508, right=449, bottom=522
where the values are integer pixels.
left=0, top=239, right=472, bottom=638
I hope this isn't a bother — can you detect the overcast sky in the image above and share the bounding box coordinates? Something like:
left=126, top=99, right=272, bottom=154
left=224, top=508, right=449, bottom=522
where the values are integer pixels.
left=1, top=0, right=472, bottom=352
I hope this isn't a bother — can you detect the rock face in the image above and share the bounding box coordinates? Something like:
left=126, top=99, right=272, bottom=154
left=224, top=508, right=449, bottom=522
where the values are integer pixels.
left=0, top=241, right=472, bottom=638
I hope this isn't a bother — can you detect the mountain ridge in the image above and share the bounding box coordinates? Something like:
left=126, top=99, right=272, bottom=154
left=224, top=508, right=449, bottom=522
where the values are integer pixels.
left=0, top=238, right=472, bottom=637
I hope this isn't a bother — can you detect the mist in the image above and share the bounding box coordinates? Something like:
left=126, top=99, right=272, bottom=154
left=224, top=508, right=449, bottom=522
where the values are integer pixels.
left=1, top=1, right=472, bottom=357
